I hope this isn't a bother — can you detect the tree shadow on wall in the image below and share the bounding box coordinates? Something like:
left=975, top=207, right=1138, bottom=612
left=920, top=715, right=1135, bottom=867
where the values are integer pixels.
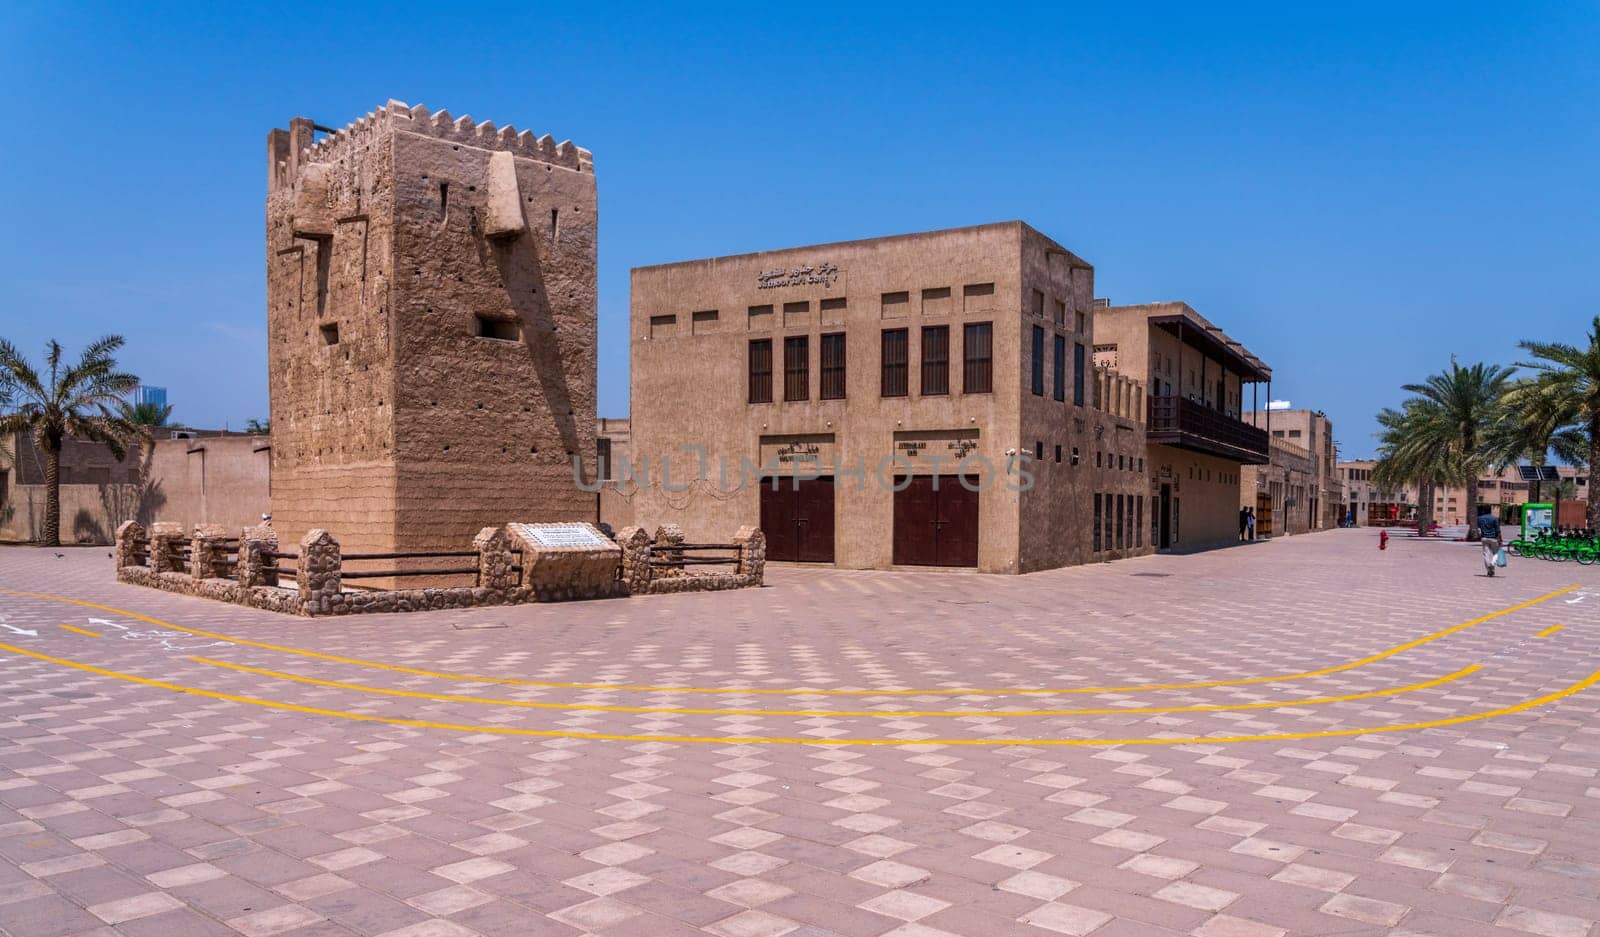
left=72, top=508, right=108, bottom=545
left=101, top=442, right=167, bottom=532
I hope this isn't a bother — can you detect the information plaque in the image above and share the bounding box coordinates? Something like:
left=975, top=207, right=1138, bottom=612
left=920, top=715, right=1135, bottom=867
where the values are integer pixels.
left=510, top=523, right=612, bottom=550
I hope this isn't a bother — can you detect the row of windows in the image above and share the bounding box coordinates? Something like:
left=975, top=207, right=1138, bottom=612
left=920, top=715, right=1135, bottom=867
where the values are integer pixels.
left=749, top=325, right=1095, bottom=405
left=1029, top=288, right=1089, bottom=332
left=1189, top=465, right=1237, bottom=485
left=1093, top=492, right=1146, bottom=552
left=1027, top=440, right=1145, bottom=473
left=749, top=324, right=1002, bottom=403
left=1027, top=325, right=1087, bottom=404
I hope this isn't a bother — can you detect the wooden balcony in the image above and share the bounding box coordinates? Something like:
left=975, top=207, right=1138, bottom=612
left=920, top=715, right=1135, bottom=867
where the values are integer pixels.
left=1147, top=395, right=1270, bottom=465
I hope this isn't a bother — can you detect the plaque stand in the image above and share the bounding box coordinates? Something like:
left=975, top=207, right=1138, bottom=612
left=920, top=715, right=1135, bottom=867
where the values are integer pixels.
left=506, top=522, right=623, bottom=601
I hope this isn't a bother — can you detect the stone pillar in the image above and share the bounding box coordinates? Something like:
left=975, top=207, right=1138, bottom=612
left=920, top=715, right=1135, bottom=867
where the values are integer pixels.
left=149, top=522, right=185, bottom=575
left=114, top=521, right=145, bottom=569
left=239, top=525, right=280, bottom=588
left=297, top=529, right=342, bottom=615
left=734, top=526, right=766, bottom=584
left=617, top=526, right=652, bottom=595
left=190, top=524, right=230, bottom=580
left=474, top=526, right=516, bottom=593
left=653, top=524, right=684, bottom=577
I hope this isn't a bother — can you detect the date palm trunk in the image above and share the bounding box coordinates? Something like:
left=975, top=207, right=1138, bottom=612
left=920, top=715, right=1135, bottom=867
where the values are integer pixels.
left=1590, top=413, right=1600, bottom=532
left=44, top=445, right=61, bottom=547
left=1462, top=431, right=1480, bottom=541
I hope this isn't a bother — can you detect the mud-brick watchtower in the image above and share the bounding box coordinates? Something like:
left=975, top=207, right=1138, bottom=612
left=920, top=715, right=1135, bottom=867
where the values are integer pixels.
left=265, top=100, right=597, bottom=553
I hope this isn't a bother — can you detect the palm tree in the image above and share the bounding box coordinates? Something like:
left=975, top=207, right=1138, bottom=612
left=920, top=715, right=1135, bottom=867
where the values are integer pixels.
left=1513, top=315, right=1600, bottom=528
left=124, top=399, right=174, bottom=427
left=1398, top=361, right=1514, bottom=539
left=0, top=337, right=142, bottom=546
left=1374, top=399, right=1459, bottom=536
left=1487, top=380, right=1585, bottom=504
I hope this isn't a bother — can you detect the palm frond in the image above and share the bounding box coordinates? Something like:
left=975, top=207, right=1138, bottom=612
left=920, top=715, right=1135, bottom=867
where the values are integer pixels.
left=0, top=338, right=47, bottom=403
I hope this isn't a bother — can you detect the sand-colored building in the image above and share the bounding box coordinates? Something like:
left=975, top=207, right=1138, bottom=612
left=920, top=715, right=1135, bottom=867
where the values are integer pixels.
left=264, top=101, right=598, bottom=553
left=625, top=225, right=1272, bottom=572
left=1241, top=408, right=1339, bottom=534
left=1337, top=460, right=1414, bottom=526
left=1242, top=438, right=1315, bottom=537
left=1337, top=461, right=1591, bottom=528
left=1093, top=302, right=1272, bottom=549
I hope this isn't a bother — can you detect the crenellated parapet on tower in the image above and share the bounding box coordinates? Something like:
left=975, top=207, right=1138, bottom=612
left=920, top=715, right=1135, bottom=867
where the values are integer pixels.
left=269, top=99, right=592, bottom=195
left=265, top=100, right=598, bottom=557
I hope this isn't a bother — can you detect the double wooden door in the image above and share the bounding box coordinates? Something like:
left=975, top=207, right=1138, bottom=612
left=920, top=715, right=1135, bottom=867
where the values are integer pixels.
left=760, top=476, right=836, bottom=563
left=892, top=475, right=979, bottom=567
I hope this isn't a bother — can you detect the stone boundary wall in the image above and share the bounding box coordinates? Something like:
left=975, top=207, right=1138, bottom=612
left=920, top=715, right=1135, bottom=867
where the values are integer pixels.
left=113, top=521, right=764, bottom=616
left=617, top=525, right=766, bottom=595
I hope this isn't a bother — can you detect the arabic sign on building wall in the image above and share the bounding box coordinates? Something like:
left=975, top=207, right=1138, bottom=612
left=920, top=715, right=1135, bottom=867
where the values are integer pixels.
left=891, top=429, right=981, bottom=473
left=758, top=434, right=837, bottom=470
left=757, top=262, right=839, bottom=289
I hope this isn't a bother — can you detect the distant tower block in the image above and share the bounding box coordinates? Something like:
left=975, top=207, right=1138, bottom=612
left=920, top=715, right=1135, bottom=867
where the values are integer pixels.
left=265, top=100, right=598, bottom=554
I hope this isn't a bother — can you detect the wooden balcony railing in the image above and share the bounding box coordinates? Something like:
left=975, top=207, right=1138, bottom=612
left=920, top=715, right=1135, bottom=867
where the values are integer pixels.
left=1147, top=395, right=1270, bottom=464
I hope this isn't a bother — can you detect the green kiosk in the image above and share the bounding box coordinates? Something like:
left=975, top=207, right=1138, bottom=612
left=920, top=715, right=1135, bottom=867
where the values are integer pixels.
left=1522, top=502, right=1554, bottom=538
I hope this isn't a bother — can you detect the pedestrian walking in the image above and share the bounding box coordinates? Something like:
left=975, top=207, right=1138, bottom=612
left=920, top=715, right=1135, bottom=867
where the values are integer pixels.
left=1239, top=506, right=1249, bottom=542
left=1246, top=507, right=1256, bottom=541
left=1477, top=507, right=1502, bottom=577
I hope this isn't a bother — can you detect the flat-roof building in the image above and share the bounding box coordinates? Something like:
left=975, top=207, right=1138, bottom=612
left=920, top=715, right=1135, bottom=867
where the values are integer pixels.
left=1243, top=408, right=1339, bottom=534
left=1094, top=302, right=1273, bottom=550
left=625, top=224, right=1273, bottom=572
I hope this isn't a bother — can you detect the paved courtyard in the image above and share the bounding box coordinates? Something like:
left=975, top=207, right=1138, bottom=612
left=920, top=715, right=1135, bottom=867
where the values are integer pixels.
left=1, top=529, right=1596, bottom=937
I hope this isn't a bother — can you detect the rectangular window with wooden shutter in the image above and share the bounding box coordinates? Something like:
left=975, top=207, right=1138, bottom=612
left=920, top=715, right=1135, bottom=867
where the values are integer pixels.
left=1053, top=334, right=1066, bottom=401
left=748, top=339, right=772, bottom=403
left=820, top=332, right=846, bottom=400
left=881, top=328, right=908, bottom=397
left=1073, top=341, right=1086, bottom=405
left=920, top=325, right=949, bottom=395
left=1031, top=326, right=1045, bottom=396
left=784, top=335, right=809, bottom=401
left=963, top=322, right=992, bottom=394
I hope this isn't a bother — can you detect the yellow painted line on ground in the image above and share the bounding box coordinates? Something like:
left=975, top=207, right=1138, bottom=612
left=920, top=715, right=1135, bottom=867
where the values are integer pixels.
left=1536, top=624, right=1565, bottom=638
left=0, top=641, right=1592, bottom=746
left=57, top=624, right=101, bottom=638
left=0, top=585, right=1577, bottom=697
left=188, top=656, right=1482, bottom=718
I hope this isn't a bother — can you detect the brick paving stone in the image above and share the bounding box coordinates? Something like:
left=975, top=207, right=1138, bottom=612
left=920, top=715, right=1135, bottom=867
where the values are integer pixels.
left=225, top=903, right=327, bottom=936
left=1017, top=901, right=1115, bottom=935
left=2, top=535, right=1597, bottom=937
left=86, top=889, right=185, bottom=924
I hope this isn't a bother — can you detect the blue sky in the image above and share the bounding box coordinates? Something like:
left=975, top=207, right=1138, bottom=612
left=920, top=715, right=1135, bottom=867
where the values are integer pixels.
left=2, top=3, right=1595, bottom=458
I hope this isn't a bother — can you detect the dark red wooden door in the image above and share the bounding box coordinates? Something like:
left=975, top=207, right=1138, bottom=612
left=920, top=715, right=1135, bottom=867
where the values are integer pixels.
left=795, top=477, right=835, bottom=562
left=893, top=475, right=979, bottom=567
left=936, top=477, right=980, bottom=566
left=760, top=480, right=795, bottom=561
left=893, top=476, right=937, bottom=566
left=760, top=476, right=835, bottom=562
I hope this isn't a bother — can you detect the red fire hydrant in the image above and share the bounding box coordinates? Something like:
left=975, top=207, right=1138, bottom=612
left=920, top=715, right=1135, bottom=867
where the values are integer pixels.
left=1379, top=529, right=1389, bottom=551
